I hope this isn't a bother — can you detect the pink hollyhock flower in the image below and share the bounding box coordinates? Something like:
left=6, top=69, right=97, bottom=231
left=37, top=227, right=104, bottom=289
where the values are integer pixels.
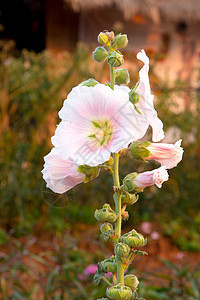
left=150, top=231, right=160, bottom=240
left=136, top=49, right=164, bottom=142
left=41, top=148, right=85, bottom=194
left=133, top=166, right=169, bottom=189
left=141, top=222, right=152, bottom=234
left=52, top=84, right=149, bottom=166
left=147, top=139, right=183, bottom=169
left=84, top=264, right=97, bottom=276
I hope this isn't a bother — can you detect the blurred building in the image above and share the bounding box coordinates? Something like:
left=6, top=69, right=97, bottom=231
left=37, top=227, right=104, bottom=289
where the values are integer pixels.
left=1, top=0, right=200, bottom=87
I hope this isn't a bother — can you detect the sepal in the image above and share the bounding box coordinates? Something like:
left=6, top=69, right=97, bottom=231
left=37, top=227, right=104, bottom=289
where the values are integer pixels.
left=115, top=242, right=130, bottom=258
left=124, top=275, right=139, bottom=291
left=121, top=192, right=139, bottom=205
left=95, top=204, right=117, bottom=222
left=93, top=46, right=108, bottom=63
left=106, top=283, right=132, bottom=300
left=80, top=78, right=99, bottom=87
left=112, top=33, right=128, bottom=49
left=122, top=173, right=138, bottom=192
left=129, top=141, right=151, bottom=162
left=120, top=229, right=147, bottom=248
left=101, top=256, right=117, bottom=274
left=115, top=68, right=130, bottom=85
left=78, top=165, right=99, bottom=183
left=107, top=51, right=124, bottom=67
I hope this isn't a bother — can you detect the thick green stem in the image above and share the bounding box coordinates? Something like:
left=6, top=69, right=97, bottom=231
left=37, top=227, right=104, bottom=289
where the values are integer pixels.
left=109, top=61, right=124, bottom=284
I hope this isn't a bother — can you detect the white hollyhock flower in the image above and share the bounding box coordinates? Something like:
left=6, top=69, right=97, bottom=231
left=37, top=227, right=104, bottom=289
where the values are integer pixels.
left=42, top=148, right=85, bottom=194
left=147, top=139, right=184, bottom=169
left=133, top=166, right=169, bottom=189
left=52, top=84, right=149, bottom=166
left=136, top=49, right=164, bottom=142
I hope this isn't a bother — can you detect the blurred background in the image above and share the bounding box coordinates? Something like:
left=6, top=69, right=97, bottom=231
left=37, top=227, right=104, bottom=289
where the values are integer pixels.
left=0, top=0, right=200, bottom=299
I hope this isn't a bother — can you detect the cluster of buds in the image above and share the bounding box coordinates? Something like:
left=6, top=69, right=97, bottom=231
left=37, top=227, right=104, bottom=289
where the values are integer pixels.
left=94, top=204, right=117, bottom=222
left=93, top=31, right=130, bottom=85
left=120, top=229, right=147, bottom=248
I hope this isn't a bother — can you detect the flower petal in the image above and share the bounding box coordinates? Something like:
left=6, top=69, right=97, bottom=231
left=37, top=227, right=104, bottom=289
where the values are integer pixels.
left=41, top=148, right=84, bottom=193
left=136, top=49, right=164, bottom=142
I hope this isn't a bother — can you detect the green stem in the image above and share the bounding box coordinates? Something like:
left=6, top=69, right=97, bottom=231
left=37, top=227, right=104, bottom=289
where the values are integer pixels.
left=113, top=153, right=124, bottom=284
left=102, top=276, right=113, bottom=287
left=109, top=60, right=124, bottom=285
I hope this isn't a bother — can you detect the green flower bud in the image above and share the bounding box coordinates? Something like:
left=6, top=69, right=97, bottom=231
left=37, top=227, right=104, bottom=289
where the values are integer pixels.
left=101, top=256, right=117, bottom=273
left=122, top=173, right=138, bottom=192
left=124, top=275, right=139, bottom=291
left=115, top=242, right=130, bottom=258
left=98, top=32, right=109, bottom=45
left=106, top=283, right=132, bottom=300
left=100, top=222, right=113, bottom=234
left=93, top=47, right=108, bottom=63
left=113, top=34, right=129, bottom=49
left=129, top=90, right=140, bottom=105
left=94, top=204, right=117, bottom=222
left=121, top=229, right=147, bottom=248
left=129, top=141, right=151, bottom=162
left=78, top=165, right=99, bottom=183
left=115, top=68, right=130, bottom=85
left=107, top=51, right=124, bottom=67
left=121, top=192, right=139, bottom=205
left=81, top=78, right=99, bottom=87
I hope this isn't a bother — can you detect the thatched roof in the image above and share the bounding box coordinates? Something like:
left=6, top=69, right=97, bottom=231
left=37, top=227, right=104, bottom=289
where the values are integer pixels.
left=64, top=0, right=200, bottom=23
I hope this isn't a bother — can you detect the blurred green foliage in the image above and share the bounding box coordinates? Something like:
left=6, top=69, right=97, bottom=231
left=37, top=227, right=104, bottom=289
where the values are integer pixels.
left=0, top=41, right=200, bottom=253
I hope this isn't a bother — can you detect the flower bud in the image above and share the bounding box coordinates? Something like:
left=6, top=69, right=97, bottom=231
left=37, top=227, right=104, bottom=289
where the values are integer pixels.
left=106, top=31, right=115, bottom=41
left=93, top=47, right=108, bottom=63
left=101, top=256, right=117, bottom=273
left=107, top=51, right=124, bottom=67
left=115, top=68, right=130, bottom=85
left=80, top=78, right=99, bottom=87
left=129, top=90, right=139, bottom=105
left=122, top=173, right=137, bottom=192
left=115, top=242, right=130, bottom=258
left=129, top=141, right=151, bottom=162
left=78, top=165, right=99, bottom=183
left=100, top=222, right=113, bottom=234
left=121, top=192, right=139, bottom=205
left=106, top=283, right=132, bottom=300
left=94, top=204, right=117, bottom=222
left=98, top=32, right=109, bottom=45
left=121, top=229, right=147, bottom=248
left=113, top=34, right=128, bottom=49
left=124, top=275, right=139, bottom=291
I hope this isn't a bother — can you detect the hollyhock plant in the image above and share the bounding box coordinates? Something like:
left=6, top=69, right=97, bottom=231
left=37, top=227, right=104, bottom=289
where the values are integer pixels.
left=42, top=31, right=183, bottom=300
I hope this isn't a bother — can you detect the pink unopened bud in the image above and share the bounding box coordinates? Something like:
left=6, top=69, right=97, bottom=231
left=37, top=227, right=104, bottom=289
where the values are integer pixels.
left=84, top=264, right=97, bottom=276
left=147, top=139, right=183, bottom=169
left=133, top=166, right=169, bottom=190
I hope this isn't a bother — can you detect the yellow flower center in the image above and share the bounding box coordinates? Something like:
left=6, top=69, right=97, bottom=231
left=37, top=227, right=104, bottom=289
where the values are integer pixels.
left=88, top=119, right=113, bottom=147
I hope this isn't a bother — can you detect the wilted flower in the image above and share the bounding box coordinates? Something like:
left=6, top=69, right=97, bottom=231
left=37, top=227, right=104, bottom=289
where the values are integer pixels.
left=41, top=148, right=84, bottom=194
left=52, top=84, right=148, bottom=166
left=132, top=166, right=169, bottom=190
left=146, top=139, right=183, bottom=169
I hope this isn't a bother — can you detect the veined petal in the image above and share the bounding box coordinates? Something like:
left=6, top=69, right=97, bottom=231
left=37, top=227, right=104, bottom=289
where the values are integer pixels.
left=147, top=139, right=183, bottom=169
left=136, top=49, right=164, bottom=142
left=41, top=148, right=84, bottom=193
